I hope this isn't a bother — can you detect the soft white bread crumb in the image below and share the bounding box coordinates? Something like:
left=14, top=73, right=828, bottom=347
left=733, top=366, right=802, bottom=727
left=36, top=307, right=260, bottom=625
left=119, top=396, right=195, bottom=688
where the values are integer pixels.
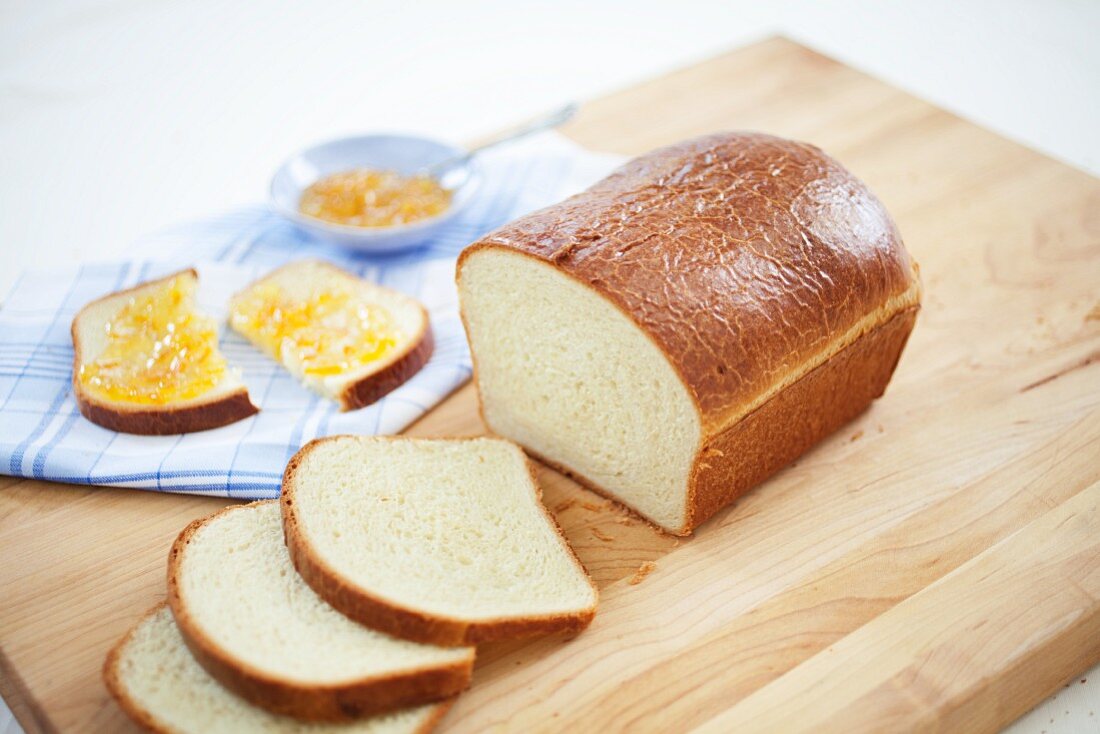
left=169, top=501, right=473, bottom=717
left=282, top=436, right=597, bottom=645
left=105, top=605, right=450, bottom=734
left=458, top=249, right=701, bottom=532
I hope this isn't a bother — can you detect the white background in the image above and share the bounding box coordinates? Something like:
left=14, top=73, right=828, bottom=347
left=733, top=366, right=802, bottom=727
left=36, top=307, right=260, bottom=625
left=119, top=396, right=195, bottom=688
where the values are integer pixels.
left=1, top=1, right=1098, bottom=732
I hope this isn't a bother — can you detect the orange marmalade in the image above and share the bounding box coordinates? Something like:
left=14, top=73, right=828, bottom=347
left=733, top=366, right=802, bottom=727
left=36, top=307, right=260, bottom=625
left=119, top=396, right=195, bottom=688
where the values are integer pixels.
left=79, top=275, right=227, bottom=405
left=228, top=283, right=398, bottom=377
left=299, top=169, right=451, bottom=227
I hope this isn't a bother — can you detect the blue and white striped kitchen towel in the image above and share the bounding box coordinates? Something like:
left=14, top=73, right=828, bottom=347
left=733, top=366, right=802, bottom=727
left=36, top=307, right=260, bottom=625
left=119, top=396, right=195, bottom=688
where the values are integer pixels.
left=0, top=132, right=622, bottom=497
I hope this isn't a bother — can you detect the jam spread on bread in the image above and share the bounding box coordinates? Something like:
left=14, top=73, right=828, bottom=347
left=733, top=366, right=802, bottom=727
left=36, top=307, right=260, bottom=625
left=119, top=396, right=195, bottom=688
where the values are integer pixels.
left=78, top=275, right=227, bottom=405
left=228, top=282, right=398, bottom=377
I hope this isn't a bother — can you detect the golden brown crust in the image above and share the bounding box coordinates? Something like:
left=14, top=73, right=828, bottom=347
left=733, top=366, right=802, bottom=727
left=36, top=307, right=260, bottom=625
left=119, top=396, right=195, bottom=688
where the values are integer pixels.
left=71, top=268, right=259, bottom=435
left=166, top=500, right=474, bottom=721
left=468, top=132, right=919, bottom=433
left=281, top=436, right=598, bottom=647
left=74, top=388, right=258, bottom=435
left=686, top=306, right=918, bottom=531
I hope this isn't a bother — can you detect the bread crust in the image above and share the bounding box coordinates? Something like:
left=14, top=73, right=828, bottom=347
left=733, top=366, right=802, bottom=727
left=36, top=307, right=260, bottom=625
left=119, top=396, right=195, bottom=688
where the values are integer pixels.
left=686, top=306, right=918, bottom=530
left=74, top=389, right=257, bottom=435
left=166, top=501, right=474, bottom=721
left=458, top=132, right=921, bottom=534
left=281, top=436, right=598, bottom=647
left=71, top=268, right=259, bottom=435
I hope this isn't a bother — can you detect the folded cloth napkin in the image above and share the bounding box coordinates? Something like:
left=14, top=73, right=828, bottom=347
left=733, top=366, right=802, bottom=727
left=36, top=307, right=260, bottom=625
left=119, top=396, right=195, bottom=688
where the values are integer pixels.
left=0, top=132, right=622, bottom=497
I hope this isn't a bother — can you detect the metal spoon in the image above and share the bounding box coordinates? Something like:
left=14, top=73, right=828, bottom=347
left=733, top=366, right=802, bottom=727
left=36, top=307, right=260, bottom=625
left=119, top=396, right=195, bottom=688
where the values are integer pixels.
left=427, top=103, right=578, bottom=189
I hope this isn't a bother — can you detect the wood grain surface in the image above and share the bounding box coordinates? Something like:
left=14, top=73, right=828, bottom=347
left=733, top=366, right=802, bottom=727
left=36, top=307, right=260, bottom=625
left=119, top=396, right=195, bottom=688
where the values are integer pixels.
left=1, top=36, right=1099, bottom=733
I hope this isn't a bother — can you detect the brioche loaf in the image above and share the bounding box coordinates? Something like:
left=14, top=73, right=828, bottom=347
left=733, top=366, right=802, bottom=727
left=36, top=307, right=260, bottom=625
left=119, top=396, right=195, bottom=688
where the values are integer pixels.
left=281, top=436, right=598, bottom=646
left=167, top=501, right=474, bottom=721
left=457, top=132, right=920, bottom=535
left=228, top=260, right=431, bottom=411
left=72, top=269, right=257, bottom=434
left=104, top=605, right=452, bottom=734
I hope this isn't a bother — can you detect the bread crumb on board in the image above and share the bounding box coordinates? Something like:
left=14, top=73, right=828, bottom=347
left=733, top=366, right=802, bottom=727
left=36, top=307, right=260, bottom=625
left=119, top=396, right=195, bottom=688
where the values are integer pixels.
left=629, top=561, right=657, bottom=585
left=850, top=430, right=864, bottom=442
left=554, top=498, right=577, bottom=513
left=591, top=527, right=614, bottom=542
left=554, top=497, right=606, bottom=513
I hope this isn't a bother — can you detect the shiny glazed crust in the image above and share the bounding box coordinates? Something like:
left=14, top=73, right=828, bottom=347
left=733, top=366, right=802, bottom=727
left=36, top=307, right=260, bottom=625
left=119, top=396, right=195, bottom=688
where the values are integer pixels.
left=280, top=436, right=598, bottom=647
left=166, top=502, right=474, bottom=721
left=71, top=268, right=259, bottom=435
left=686, top=306, right=918, bottom=528
left=460, top=132, right=921, bottom=534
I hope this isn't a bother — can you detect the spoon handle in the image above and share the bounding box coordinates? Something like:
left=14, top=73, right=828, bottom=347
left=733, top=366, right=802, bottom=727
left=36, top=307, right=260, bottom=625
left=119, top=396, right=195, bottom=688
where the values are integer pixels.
left=428, top=103, right=578, bottom=178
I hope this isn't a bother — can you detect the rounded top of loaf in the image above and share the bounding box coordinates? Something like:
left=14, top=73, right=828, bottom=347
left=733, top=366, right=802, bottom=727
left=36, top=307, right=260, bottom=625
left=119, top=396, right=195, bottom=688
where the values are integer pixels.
left=465, top=131, right=920, bottom=430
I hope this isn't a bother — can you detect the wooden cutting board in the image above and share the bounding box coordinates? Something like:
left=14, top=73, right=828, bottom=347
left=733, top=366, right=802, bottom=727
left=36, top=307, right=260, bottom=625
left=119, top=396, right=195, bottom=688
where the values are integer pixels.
left=1, top=36, right=1098, bottom=733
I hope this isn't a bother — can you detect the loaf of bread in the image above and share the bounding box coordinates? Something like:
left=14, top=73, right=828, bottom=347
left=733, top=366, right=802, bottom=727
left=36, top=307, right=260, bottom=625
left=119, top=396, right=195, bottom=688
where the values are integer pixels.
left=458, top=132, right=920, bottom=535
left=167, top=501, right=474, bottom=721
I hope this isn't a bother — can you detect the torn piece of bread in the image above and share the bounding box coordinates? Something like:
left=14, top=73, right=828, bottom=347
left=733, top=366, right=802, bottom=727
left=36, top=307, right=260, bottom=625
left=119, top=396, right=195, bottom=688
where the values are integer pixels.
left=457, top=132, right=921, bottom=535
left=104, top=605, right=452, bottom=734
left=167, top=501, right=474, bottom=721
left=281, top=436, right=598, bottom=646
left=228, top=260, right=431, bottom=411
left=72, top=269, right=257, bottom=434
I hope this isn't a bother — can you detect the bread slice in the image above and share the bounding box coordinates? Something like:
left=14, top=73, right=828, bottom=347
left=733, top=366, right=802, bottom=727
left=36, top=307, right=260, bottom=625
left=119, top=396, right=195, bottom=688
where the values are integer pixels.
left=282, top=436, right=598, bottom=646
left=228, top=260, right=432, bottom=411
left=72, top=268, right=257, bottom=435
left=104, top=605, right=453, bottom=734
left=167, top=501, right=474, bottom=721
left=457, top=132, right=921, bottom=535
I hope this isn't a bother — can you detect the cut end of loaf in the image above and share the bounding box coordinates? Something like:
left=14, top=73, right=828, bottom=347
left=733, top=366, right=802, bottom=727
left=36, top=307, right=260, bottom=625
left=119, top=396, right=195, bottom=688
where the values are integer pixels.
left=281, top=435, right=598, bottom=646
left=458, top=248, right=702, bottom=534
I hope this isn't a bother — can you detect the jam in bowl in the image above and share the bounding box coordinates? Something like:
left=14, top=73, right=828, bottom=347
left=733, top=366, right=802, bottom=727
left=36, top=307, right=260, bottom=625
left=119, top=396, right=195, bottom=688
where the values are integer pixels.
left=270, top=134, right=479, bottom=253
